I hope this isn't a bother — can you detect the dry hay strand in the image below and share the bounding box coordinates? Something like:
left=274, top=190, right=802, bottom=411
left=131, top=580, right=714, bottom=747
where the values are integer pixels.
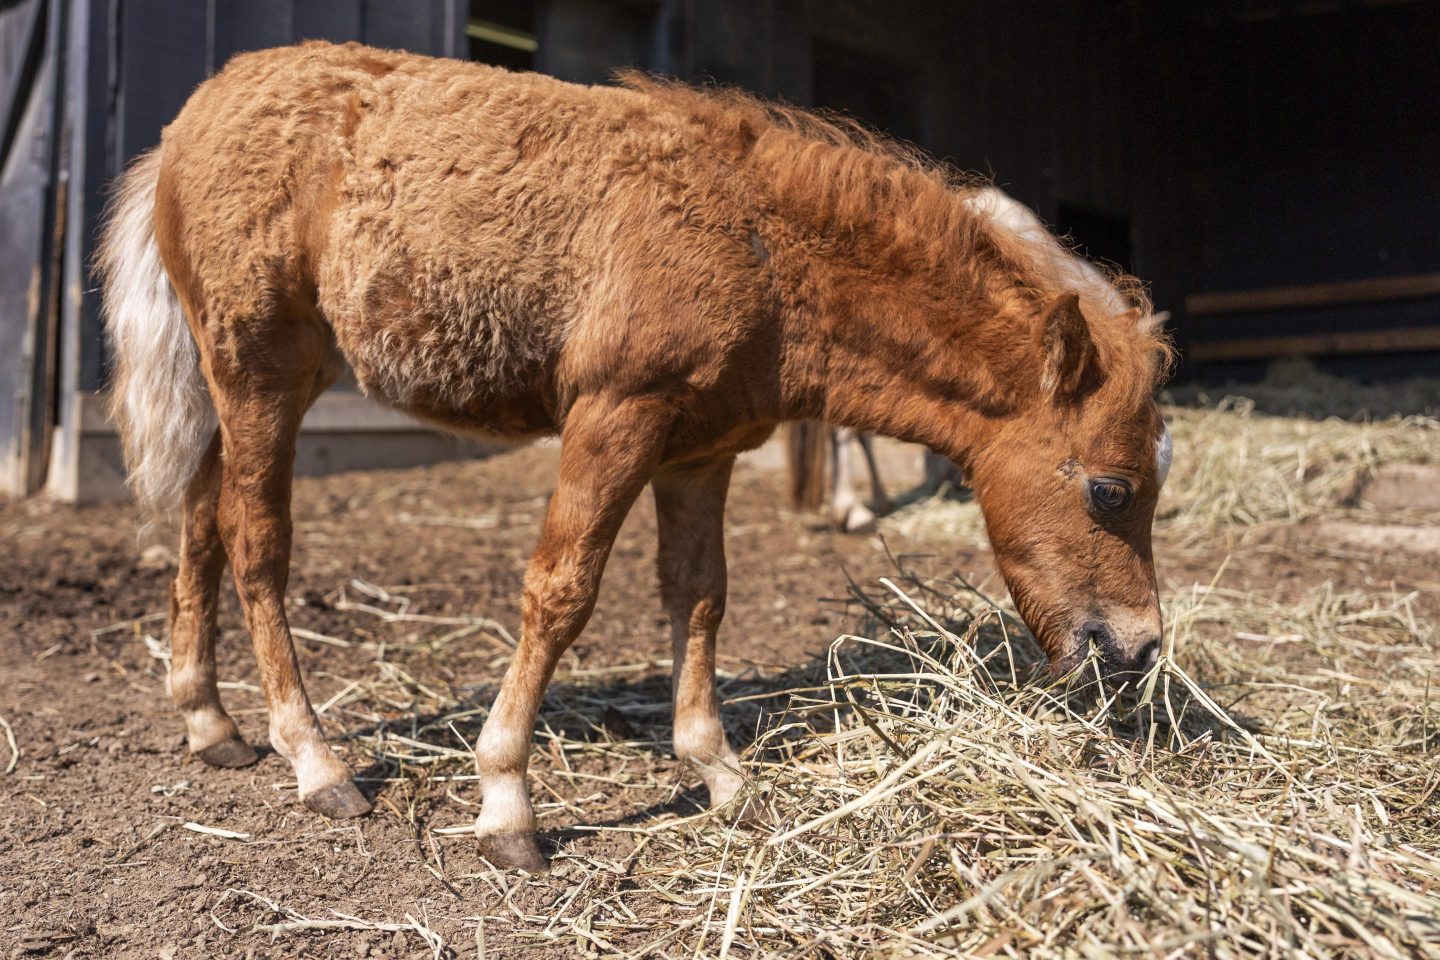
left=881, top=399, right=1440, bottom=549
left=210, top=888, right=450, bottom=957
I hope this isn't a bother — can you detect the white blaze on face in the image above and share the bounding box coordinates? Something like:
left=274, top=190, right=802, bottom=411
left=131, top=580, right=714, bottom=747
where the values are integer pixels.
left=1156, top=422, right=1173, bottom=487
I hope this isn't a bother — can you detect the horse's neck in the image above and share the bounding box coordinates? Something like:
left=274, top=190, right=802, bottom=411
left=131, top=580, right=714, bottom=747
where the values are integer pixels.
left=784, top=257, right=1027, bottom=465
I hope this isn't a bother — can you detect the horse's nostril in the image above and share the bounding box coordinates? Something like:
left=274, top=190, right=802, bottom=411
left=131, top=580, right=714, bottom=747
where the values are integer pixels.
left=1080, top=620, right=1113, bottom=650
left=1136, top=639, right=1160, bottom=672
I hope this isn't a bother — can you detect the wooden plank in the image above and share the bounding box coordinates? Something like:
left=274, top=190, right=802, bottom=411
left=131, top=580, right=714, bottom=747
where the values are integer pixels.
left=25, top=0, right=70, bottom=496
left=1188, top=326, right=1440, bottom=363
left=44, top=0, right=103, bottom=503
left=1186, top=272, right=1440, bottom=316
left=0, top=0, right=44, bottom=167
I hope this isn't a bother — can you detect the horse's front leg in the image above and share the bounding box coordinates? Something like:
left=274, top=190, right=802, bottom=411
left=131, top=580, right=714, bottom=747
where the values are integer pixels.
left=653, top=457, right=744, bottom=808
left=474, top=393, right=673, bottom=872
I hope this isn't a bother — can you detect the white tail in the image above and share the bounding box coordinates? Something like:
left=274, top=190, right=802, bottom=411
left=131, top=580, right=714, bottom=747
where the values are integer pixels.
left=97, top=148, right=215, bottom=517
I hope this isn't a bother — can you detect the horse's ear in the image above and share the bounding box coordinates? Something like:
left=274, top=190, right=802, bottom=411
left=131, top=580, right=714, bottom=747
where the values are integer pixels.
left=1040, top=293, right=1099, bottom=400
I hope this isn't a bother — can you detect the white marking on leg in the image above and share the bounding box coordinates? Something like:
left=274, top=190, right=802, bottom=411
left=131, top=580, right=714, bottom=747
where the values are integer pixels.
left=474, top=776, right=536, bottom=837
left=474, top=687, right=538, bottom=837
left=268, top=702, right=350, bottom=798
left=831, top=427, right=865, bottom=530
left=674, top=715, right=744, bottom=807
left=169, top=666, right=241, bottom=753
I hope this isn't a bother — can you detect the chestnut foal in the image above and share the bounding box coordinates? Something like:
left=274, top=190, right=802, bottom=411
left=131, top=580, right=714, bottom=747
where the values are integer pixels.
left=100, top=42, right=1172, bottom=871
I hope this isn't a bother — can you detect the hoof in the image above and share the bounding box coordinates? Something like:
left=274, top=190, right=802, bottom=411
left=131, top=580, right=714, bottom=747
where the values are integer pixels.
left=195, top=738, right=259, bottom=769
left=732, top=801, right=773, bottom=831
left=836, top=503, right=877, bottom=534
left=302, top=780, right=372, bottom=819
left=477, top=831, right=548, bottom=873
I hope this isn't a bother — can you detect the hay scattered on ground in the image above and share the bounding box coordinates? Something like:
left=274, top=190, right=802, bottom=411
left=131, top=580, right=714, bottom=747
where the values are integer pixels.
left=1158, top=400, right=1438, bottom=546
left=274, top=564, right=1439, bottom=958
left=610, top=572, right=1440, bottom=958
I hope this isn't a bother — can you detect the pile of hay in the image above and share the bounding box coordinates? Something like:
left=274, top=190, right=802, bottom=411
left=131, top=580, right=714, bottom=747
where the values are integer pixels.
left=317, top=567, right=1439, bottom=958
left=207, top=397, right=1438, bottom=958
left=539, top=569, right=1435, bottom=958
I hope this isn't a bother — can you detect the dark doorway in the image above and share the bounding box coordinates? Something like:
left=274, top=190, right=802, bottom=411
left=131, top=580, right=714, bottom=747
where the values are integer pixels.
left=468, top=0, right=537, bottom=71
left=1056, top=202, right=1133, bottom=275
left=810, top=39, right=920, bottom=146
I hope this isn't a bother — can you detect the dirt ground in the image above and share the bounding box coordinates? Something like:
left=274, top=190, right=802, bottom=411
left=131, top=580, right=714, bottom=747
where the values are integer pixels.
left=2, top=435, right=1437, bottom=958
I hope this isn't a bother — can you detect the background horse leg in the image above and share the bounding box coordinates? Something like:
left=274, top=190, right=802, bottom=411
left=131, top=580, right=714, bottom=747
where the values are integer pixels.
left=208, top=329, right=365, bottom=818
left=922, top=448, right=966, bottom=495
left=168, top=431, right=255, bottom=768
left=474, top=394, right=673, bottom=871
left=653, top=457, right=744, bottom=809
left=855, top=431, right=892, bottom=516
left=830, top=427, right=877, bottom=532
left=784, top=420, right=828, bottom=511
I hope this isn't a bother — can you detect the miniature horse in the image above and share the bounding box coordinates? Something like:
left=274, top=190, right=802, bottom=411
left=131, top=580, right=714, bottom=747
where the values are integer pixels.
left=99, top=42, right=1173, bottom=872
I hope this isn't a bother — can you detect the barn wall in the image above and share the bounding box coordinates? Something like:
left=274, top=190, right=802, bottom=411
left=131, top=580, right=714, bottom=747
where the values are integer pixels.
left=0, top=0, right=62, bottom=497
left=45, top=0, right=474, bottom=502
left=921, top=3, right=1440, bottom=376
left=1160, top=2, right=1440, bottom=377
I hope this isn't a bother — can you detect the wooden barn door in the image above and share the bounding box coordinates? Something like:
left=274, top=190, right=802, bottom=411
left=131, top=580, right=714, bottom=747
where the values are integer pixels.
left=0, top=0, right=64, bottom=497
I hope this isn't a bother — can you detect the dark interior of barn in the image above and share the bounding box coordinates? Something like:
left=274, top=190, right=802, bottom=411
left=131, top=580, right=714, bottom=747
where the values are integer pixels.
left=1, top=0, right=1436, bottom=498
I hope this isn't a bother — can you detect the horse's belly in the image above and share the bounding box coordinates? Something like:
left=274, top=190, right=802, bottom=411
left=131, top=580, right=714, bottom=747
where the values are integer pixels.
left=318, top=236, right=564, bottom=439
left=392, top=389, right=558, bottom=441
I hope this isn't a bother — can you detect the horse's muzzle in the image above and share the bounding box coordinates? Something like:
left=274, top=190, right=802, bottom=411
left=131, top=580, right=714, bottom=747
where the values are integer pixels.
left=1079, top=620, right=1160, bottom=681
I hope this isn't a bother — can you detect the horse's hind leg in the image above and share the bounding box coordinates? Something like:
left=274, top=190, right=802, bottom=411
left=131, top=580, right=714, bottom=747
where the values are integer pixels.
left=169, top=431, right=256, bottom=768
left=208, top=323, right=367, bottom=818
left=855, top=431, right=891, bottom=514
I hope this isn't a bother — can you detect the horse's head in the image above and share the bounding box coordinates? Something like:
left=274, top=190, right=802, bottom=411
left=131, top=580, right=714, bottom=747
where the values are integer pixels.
left=968, top=292, right=1171, bottom=682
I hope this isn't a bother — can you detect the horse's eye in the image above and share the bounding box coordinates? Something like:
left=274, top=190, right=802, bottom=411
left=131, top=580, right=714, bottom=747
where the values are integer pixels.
left=1089, top=479, right=1131, bottom=512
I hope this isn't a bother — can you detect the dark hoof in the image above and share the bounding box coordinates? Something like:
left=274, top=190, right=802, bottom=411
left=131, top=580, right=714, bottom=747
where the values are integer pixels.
left=195, top=738, right=259, bottom=769
left=302, top=780, right=372, bottom=819
left=478, top=832, right=548, bottom=873
left=728, top=799, right=772, bottom=831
